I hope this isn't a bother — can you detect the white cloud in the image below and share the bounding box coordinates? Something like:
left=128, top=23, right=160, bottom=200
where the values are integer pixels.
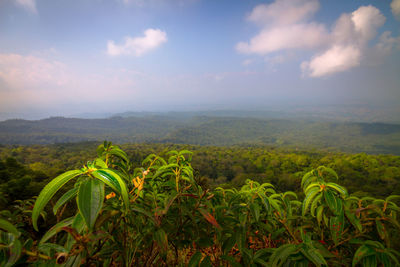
left=351, top=5, right=385, bottom=42
left=391, top=0, right=400, bottom=19
left=237, top=23, right=329, bottom=54
left=301, top=45, right=361, bottom=77
left=302, top=5, right=387, bottom=77
left=107, top=28, right=167, bottom=56
left=238, top=0, right=397, bottom=77
left=14, top=0, right=37, bottom=14
left=247, top=0, right=319, bottom=26
left=237, top=0, right=327, bottom=55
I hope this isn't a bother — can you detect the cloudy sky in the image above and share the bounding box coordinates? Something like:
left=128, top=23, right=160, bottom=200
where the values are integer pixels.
left=0, top=0, right=399, bottom=119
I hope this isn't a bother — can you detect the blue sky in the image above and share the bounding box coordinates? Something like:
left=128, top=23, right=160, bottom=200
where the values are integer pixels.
left=0, top=0, right=399, bottom=119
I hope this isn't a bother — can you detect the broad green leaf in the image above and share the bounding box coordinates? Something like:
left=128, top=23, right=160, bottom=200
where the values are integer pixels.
left=108, top=148, right=129, bottom=163
left=301, top=171, right=316, bottom=189
left=96, top=169, right=129, bottom=210
left=94, top=158, right=108, bottom=169
left=352, top=245, right=375, bottom=267
left=222, top=235, right=236, bottom=254
left=375, top=219, right=386, bottom=240
left=301, top=247, right=328, bottom=267
left=330, top=215, right=344, bottom=245
left=304, top=183, right=320, bottom=196
left=326, top=183, right=348, bottom=197
left=324, top=190, right=338, bottom=214
left=362, top=255, right=377, bottom=267
left=77, top=179, right=104, bottom=230
left=32, top=170, right=82, bottom=231
left=269, top=244, right=299, bottom=267
left=66, top=213, right=85, bottom=251
left=250, top=202, right=260, bottom=222
left=38, top=243, right=68, bottom=254
left=0, top=219, right=20, bottom=237
left=91, top=169, right=121, bottom=193
left=40, top=216, right=75, bottom=244
left=188, top=251, right=202, bottom=267
left=345, top=210, right=362, bottom=232
left=311, top=193, right=323, bottom=217
left=303, top=187, right=320, bottom=216
left=154, top=228, right=168, bottom=252
left=53, top=187, right=78, bottom=215
left=5, top=238, right=22, bottom=267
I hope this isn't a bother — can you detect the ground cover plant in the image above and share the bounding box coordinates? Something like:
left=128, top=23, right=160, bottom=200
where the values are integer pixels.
left=1, top=142, right=399, bottom=266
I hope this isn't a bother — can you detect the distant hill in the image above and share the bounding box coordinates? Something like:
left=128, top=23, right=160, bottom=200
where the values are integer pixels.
left=1, top=115, right=400, bottom=155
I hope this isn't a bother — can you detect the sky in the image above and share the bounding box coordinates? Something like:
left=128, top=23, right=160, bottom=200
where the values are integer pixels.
left=0, top=0, right=399, bottom=119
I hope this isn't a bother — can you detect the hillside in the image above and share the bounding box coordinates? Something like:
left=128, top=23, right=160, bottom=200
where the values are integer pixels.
left=1, top=115, right=400, bottom=154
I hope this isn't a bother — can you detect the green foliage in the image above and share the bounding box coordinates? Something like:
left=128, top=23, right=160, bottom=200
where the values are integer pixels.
left=0, top=143, right=399, bottom=266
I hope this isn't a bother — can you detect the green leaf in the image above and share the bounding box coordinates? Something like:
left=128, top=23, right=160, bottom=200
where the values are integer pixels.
left=95, top=169, right=129, bottom=211
left=77, top=179, right=104, bottom=230
left=154, top=228, right=168, bottom=252
left=311, top=194, right=323, bottom=217
left=330, top=215, right=344, bottom=245
left=302, top=187, right=320, bottom=216
left=0, top=219, right=20, bottom=237
left=352, top=245, right=375, bottom=267
left=108, top=147, right=129, bottom=163
left=222, top=235, right=236, bottom=254
left=375, top=219, right=386, bottom=240
left=94, top=158, right=108, bottom=169
left=301, top=247, right=328, bottom=267
left=326, top=183, right=348, bottom=197
left=269, top=244, right=299, bottom=267
left=32, top=170, right=82, bottom=231
left=324, top=190, right=338, bottom=214
left=53, top=187, right=78, bottom=215
left=91, top=169, right=121, bottom=193
left=188, top=251, right=202, bottom=267
left=316, top=206, right=324, bottom=226
left=5, top=238, right=22, bottom=267
left=66, top=213, right=85, bottom=251
left=301, top=170, right=316, bottom=189
left=250, top=202, right=260, bottom=222
left=304, top=183, right=320, bottom=196
left=38, top=243, right=68, bottom=254
left=40, top=216, right=75, bottom=244
left=345, top=210, right=362, bottom=232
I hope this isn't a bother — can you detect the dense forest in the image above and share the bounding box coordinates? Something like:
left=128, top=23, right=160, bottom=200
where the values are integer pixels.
left=1, top=115, right=400, bottom=154
left=0, top=142, right=399, bottom=266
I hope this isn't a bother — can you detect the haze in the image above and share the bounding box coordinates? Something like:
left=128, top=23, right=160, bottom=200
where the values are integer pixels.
left=0, top=0, right=400, bottom=120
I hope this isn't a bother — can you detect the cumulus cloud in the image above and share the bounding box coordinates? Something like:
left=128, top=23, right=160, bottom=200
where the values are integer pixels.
left=107, top=29, right=167, bottom=56
left=237, top=0, right=328, bottom=55
left=302, top=5, right=387, bottom=77
left=238, top=0, right=398, bottom=77
left=247, top=0, right=319, bottom=26
left=14, top=0, right=37, bottom=14
left=392, top=0, right=400, bottom=19
left=301, top=45, right=361, bottom=77
left=237, top=23, right=329, bottom=54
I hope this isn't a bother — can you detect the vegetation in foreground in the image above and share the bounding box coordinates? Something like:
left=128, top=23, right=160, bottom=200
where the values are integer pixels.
left=1, top=142, right=400, bottom=266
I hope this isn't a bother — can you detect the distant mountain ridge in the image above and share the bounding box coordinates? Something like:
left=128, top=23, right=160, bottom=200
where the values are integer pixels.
left=1, top=115, right=400, bottom=155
